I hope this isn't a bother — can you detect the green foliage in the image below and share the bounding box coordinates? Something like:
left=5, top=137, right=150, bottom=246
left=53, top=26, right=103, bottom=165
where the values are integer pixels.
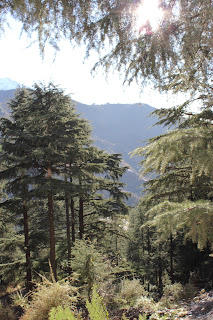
left=86, top=286, right=109, bottom=320
left=49, top=306, right=78, bottom=320
left=132, top=115, right=213, bottom=256
left=1, top=1, right=212, bottom=112
left=0, top=82, right=128, bottom=284
left=145, top=200, right=213, bottom=249
left=161, top=272, right=183, bottom=307
left=72, top=239, right=113, bottom=298
left=160, top=272, right=197, bottom=308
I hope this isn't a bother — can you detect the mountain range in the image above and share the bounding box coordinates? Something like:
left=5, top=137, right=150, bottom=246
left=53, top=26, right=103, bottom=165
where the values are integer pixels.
left=0, top=79, right=166, bottom=204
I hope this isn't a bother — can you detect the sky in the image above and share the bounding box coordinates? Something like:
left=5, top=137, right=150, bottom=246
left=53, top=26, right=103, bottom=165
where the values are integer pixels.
left=0, top=15, right=185, bottom=108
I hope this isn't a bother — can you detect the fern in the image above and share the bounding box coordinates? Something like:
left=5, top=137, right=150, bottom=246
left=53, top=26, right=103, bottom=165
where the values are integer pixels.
left=86, top=286, right=109, bottom=320
left=49, top=306, right=78, bottom=320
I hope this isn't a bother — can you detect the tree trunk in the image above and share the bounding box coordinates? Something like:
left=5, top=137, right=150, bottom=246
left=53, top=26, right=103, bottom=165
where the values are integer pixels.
left=23, top=203, right=32, bottom=291
left=170, top=233, right=174, bottom=283
left=65, top=195, right=71, bottom=274
left=158, top=255, right=163, bottom=293
left=71, top=198, right=75, bottom=242
left=48, top=193, right=57, bottom=280
left=115, top=236, right=119, bottom=265
left=147, top=227, right=151, bottom=292
left=47, top=163, right=57, bottom=280
left=79, top=197, right=84, bottom=239
left=69, top=161, right=75, bottom=242
left=64, top=164, right=71, bottom=273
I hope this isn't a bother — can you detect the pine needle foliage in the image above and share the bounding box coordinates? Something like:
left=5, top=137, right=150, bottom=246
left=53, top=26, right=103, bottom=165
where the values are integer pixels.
left=71, top=239, right=113, bottom=298
left=132, top=122, right=213, bottom=251
left=146, top=200, right=213, bottom=250
left=1, top=1, right=212, bottom=110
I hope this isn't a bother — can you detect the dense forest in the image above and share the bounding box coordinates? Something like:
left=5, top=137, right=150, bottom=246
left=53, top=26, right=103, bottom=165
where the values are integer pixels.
left=0, top=0, right=213, bottom=319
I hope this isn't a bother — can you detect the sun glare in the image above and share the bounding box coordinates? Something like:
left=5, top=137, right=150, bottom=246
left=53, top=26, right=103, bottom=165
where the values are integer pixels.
left=135, top=0, right=163, bottom=34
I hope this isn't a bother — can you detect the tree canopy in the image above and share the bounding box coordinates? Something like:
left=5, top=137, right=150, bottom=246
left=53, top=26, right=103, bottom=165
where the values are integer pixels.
left=0, top=83, right=129, bottom=284
left=1, top=0, right=212, bottom=108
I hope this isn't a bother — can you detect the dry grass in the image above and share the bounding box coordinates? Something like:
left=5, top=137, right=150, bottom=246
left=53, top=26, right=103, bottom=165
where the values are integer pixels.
left=16, top=275, right=78, bottom=320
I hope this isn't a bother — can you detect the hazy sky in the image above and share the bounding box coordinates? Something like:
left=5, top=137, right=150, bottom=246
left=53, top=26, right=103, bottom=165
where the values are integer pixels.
left=0, top=15, right=185, bottom=108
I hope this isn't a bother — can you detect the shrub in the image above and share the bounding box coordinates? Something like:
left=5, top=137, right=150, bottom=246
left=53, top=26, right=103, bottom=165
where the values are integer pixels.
left=135, top=296, right=155, bottom=314
left=19, top=276, right=78, bottom=320
left=119, top=278, right=146, bottom=306
left=72, top=239, right=113, bottom=299
left=181, top=282, right=198, bottom=300
left=160, top=272, right=183, bottom=307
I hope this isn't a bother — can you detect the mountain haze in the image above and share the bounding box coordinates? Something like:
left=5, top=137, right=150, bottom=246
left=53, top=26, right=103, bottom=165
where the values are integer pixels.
left=0, top=78, right=19, bottom=90
left=76, top=101, right=163, bottom=171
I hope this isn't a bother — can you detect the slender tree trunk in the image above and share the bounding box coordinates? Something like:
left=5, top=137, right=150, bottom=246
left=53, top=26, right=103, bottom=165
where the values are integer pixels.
left=48, top=193, right=57, bottom=280
left=47, top=164, right=57, bottom=280
left=65, top=195, right=71, bottom=274
left=170, top=233, right=174, bottom=283
left=115, top=236, right=119, bottom=265
left=23, top=202, right=32, bottom=291
left=147, top=227, right=151, bottom=292
left=69, top=161, right=75, bottom=242
left=71, top=198, right=75, bottom=242
left=142, top=228, right=145, bottom=253
left=64, top=164, right=71, bottom=273
left=79, top=197, right=84, bottom=239
left=158, top=255, right=163, bottom=293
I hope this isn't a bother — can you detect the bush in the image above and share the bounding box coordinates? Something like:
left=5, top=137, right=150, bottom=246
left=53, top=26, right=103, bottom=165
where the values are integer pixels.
left=135, top=296, right=155, bottom=314
left=72, top=239, right=113, bottom=299
left=19, top=276, right=78, bottom=320
left=119, top=278, right=146, bottom=307
left=181, top=282, right=198, bottom=300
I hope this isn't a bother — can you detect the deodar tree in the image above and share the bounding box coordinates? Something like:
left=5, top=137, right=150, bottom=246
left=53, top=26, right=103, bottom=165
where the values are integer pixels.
left=0, top=83, right=129, bottom=286
left=0, top=83, right=91, bottom=282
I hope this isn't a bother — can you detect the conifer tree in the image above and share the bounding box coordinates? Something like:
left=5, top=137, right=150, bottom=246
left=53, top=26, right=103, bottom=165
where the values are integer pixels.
left=0, top=83, right=92, bottom=280
left=130, top=104, right=213, bottom=289
left=1, top=82, right=129, bottom=282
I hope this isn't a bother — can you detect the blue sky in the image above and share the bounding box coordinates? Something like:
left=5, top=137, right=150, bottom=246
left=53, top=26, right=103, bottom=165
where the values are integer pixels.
left=0, top=15, right=185, bottom=108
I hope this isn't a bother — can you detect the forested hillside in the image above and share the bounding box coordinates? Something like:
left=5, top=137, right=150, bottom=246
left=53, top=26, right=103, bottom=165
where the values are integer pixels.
left=0, top=83, right=213, bottom=320
left=0, top=0, right=213, bottom=319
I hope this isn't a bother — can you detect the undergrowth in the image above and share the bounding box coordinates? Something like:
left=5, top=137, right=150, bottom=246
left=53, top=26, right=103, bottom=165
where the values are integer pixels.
left=9, top=272, right=200, bottom=320
left=15, top=274, right=78, bottom=320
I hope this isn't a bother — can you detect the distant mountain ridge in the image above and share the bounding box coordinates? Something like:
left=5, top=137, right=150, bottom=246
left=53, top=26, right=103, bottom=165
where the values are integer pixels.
left=0, top=84, right=166, bottom=203
left=76, top=101, right=163, bottom=172
left=0, top=78, right=19, bottom=90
